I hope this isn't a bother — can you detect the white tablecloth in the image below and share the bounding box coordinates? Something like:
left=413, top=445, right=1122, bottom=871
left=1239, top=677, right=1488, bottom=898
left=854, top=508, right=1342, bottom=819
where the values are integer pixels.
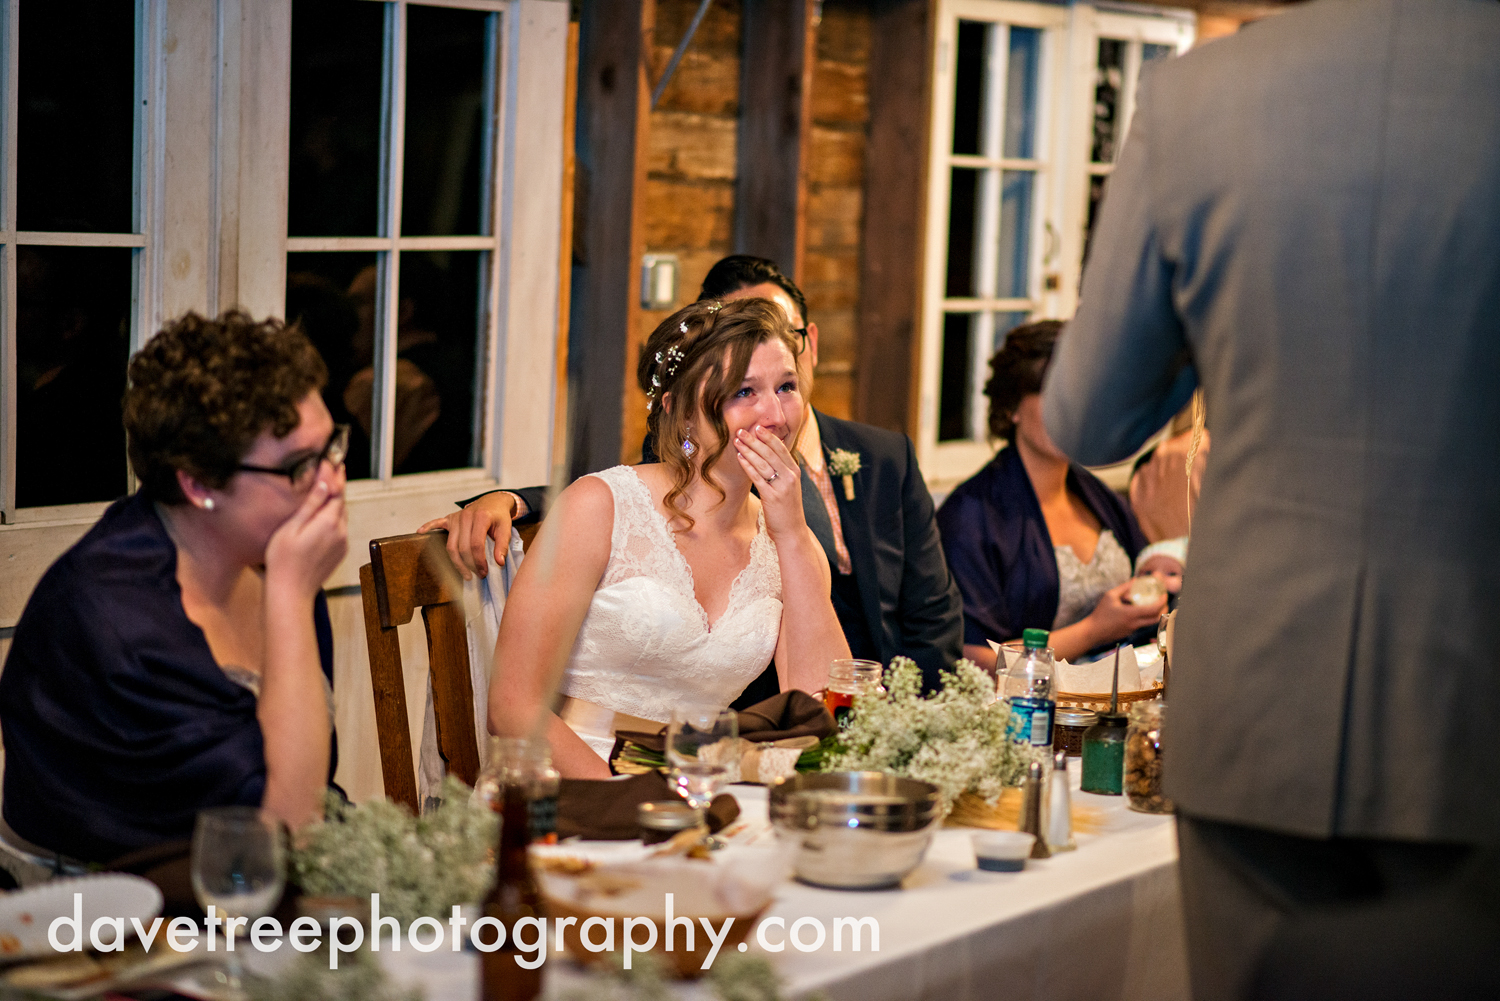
left=361, top=773, right=1190, bottom=1001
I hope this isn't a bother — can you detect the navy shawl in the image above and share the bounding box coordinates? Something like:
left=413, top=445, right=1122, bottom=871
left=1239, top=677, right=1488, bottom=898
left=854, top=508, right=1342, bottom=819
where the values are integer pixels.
left=936, top=446, right=1148, bottom=649
left=0, top=492, right=336, bottom=863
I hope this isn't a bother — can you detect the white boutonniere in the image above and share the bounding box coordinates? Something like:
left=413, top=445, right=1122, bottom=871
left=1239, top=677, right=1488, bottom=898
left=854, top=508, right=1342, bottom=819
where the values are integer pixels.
left=828, top=448, right=862, bottom=501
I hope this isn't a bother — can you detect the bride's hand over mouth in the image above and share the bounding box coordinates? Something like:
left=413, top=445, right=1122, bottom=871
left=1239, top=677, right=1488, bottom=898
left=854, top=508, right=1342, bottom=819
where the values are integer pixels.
left=734, top=424, right=805, bottom=541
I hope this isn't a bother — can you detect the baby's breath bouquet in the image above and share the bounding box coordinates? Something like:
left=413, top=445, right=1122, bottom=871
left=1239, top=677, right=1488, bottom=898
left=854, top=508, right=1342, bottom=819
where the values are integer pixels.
left=290, top=776, right=497, bottom=923
left=822, top=657, right=1045, bottom=816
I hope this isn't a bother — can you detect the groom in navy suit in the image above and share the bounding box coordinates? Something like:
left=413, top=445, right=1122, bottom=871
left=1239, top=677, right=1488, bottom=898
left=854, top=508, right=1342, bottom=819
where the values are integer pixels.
left=424, top=256, right=963, bottom=696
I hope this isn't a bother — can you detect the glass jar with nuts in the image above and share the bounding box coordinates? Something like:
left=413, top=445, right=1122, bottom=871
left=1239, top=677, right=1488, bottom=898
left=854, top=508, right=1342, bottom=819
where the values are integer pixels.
left=1125, top=700, right=1173, bottom=814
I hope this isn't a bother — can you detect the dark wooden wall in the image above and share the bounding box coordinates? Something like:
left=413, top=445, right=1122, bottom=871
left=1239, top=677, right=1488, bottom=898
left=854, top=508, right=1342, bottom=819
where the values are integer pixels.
left=568, top=0, right=653, bottom=478
left=568, top=0, right=908, bottom=471
left=855, top=0, right=933, bottom=435
left=734, top=0, right=815, bottom=282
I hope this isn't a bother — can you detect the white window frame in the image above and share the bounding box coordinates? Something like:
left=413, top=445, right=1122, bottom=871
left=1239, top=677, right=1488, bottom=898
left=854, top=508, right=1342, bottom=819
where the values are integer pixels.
left=290, top=0, right=503, bottom=483
left=916, top=0, right=1192, bottom=488
left=919, top=0, right=1070, bottom=484
left=0, top=0, right=163, bottom=526
left=1054, top=3, right=1194, bottom=320
left=0, top=0, right=567, bottom=627
left=293, top=0, right=567, bottom=590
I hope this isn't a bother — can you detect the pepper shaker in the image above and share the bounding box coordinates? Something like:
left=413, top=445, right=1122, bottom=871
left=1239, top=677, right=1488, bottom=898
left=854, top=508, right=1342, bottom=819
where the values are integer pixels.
left=1019, top=760, right=1052, bottom=859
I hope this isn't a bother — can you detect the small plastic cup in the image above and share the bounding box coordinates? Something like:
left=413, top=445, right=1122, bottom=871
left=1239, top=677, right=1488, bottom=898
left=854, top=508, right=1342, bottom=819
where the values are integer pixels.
left=971, top=831, right=1037, bottom=872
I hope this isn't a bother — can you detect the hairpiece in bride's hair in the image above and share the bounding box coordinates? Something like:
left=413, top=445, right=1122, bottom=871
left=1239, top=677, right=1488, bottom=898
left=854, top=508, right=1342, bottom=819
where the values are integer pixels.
left=646, top=344, right=687, bottom=412
left=645, top=301, right=722, bottom=412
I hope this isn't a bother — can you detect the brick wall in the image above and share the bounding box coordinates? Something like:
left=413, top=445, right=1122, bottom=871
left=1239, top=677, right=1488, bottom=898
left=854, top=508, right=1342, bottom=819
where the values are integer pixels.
left=610, top=2, right=1271, bottom=462
left=622, top=0, right=872, bottom=461
left=622, top=0, right=741, bottom=462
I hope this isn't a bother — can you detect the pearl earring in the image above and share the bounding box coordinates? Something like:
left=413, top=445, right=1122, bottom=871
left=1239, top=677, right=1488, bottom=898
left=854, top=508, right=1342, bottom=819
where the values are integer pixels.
left=201, top=498, right=215, bottom=511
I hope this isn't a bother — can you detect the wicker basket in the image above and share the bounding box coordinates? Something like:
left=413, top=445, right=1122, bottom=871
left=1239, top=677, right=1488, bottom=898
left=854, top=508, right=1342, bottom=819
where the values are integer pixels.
left=995, top=641, right=1165, bottom=712
left=944, top=789, right=1105, bottom=834
left=945, top=789, right=1023, bottom=829
left=1055, top=683, right=1164, bottom=712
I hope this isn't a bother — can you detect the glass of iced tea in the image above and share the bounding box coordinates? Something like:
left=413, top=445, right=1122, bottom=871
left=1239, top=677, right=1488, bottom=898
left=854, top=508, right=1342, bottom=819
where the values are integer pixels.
left=822, top=659, right=885, bottom=728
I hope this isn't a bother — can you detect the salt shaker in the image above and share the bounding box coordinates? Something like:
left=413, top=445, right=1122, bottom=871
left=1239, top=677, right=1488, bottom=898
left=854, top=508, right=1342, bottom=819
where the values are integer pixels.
left=1046, top=749, right=1075, bottom=851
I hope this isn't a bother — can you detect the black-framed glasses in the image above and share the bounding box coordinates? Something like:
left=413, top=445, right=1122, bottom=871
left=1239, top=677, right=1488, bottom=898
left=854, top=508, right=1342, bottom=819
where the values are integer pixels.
left=791, top=326, right=809, bottom=354
left=237, top=424, right=350, bottom=489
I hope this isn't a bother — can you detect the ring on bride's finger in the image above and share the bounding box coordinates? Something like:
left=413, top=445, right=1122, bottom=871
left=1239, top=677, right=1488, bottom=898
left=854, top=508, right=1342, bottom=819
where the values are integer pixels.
left=768, top=471, right=779, bottom=482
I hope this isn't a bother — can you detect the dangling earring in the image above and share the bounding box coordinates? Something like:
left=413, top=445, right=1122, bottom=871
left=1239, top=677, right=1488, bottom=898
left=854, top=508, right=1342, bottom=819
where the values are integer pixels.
left=682, top=425, right=696, bottom=459
left=201, top=497, right=215, bottom=511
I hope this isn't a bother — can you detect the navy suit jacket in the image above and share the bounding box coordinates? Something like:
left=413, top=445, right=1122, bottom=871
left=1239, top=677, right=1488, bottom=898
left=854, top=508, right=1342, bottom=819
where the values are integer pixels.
left=812, top=411, right=964, bottom=691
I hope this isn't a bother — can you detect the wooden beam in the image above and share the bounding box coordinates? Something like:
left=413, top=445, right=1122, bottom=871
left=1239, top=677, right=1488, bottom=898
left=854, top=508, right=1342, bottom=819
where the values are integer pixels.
left=734, top=0, right=815, bottom=283
left=552, top=21, right=579, bottom=485
left=568, top=0, right=653, bottom=477
left=855, top=0, right=933, bottom=435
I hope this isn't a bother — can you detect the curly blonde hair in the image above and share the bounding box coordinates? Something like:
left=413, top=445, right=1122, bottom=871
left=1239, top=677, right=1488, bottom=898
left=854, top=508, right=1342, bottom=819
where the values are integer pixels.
left=636, top=298, right=800, bottom=531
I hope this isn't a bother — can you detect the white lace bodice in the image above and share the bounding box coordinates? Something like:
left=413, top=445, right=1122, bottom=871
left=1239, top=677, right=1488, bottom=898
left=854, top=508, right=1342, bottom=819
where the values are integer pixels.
left=1053, top=529, right=1131, bottom=629
left=560, top=466, right=782, bottom=754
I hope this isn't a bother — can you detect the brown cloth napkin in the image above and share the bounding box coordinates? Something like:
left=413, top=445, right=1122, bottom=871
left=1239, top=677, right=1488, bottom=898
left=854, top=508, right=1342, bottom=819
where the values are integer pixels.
left=556, top=771, right=739, bottom=841
left=614, top=690, right=836, bottom=753
left=737, top=690, right=837, bottom=743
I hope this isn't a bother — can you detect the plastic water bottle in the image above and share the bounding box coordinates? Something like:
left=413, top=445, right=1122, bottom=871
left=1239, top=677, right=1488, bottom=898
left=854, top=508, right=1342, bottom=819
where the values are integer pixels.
left=1004, top=628, right=1056, bottom=749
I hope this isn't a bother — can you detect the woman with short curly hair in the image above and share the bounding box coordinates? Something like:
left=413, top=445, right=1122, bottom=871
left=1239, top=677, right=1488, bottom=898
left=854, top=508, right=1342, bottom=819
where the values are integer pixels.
left=0, top=311, right=348, bottom=868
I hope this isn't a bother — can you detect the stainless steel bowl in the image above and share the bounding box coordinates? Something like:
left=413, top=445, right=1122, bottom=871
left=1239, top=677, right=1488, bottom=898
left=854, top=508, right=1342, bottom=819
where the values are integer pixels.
left=769, top=771, right=942, bottom=890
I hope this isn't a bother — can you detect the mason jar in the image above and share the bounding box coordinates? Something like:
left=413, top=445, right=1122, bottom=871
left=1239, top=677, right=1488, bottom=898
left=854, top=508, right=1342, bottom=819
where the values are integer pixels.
left=1125, top=700, right=1173, bottom=814
left=822, top=659, right=885, bottom=728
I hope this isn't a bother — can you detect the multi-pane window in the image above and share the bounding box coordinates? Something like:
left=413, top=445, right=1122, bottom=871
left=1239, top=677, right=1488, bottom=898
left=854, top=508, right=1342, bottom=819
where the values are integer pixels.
left=1083, top=37, right=1176, bottom=268
left=918, top=1, right=1191, bottom=483
left=1, top=0, right=149, bottom=517
left=285, top=0, right=502, bottom=481
left=937, top=17, right=1048, bottom=446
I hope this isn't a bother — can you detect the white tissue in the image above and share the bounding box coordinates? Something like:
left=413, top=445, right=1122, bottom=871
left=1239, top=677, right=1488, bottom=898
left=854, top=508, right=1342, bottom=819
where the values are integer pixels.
left=987, top=640, right=1156, bottom=694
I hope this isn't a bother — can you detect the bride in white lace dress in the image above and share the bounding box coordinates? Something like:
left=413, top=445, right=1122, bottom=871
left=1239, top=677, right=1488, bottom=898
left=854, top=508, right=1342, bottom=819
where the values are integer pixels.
left=489, top=298, right=851, bottom=777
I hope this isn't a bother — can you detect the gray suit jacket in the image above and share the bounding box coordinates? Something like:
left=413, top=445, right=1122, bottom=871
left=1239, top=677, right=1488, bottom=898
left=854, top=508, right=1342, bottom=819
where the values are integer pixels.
left=1042, top=0, right=1500, bottom=843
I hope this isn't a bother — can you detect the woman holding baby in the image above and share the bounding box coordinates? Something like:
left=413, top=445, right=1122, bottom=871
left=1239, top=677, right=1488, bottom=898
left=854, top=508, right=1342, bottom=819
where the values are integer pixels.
left=937, top=321, right=1174, bottom=668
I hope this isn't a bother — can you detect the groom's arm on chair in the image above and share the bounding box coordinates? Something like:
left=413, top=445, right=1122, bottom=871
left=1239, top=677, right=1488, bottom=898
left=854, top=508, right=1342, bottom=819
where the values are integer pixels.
left=456, top=486, right=547, bottom=523
left=417, top=486, right=547, bottom=579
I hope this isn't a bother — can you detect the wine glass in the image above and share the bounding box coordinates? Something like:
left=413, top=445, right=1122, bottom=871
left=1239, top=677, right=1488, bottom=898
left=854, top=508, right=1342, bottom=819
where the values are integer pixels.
left=191, top=807, right=286, bottom=999
left=666, top=706, right=739, bottom=847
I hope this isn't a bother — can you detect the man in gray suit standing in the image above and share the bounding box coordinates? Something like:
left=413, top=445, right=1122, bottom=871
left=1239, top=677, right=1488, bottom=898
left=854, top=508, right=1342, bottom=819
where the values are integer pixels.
left=1041, top=1, right=1500, bottom=996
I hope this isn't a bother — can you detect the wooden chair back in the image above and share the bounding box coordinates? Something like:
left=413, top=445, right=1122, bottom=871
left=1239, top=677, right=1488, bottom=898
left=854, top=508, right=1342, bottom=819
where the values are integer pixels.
left=358, top=530, right=478, bottom=813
